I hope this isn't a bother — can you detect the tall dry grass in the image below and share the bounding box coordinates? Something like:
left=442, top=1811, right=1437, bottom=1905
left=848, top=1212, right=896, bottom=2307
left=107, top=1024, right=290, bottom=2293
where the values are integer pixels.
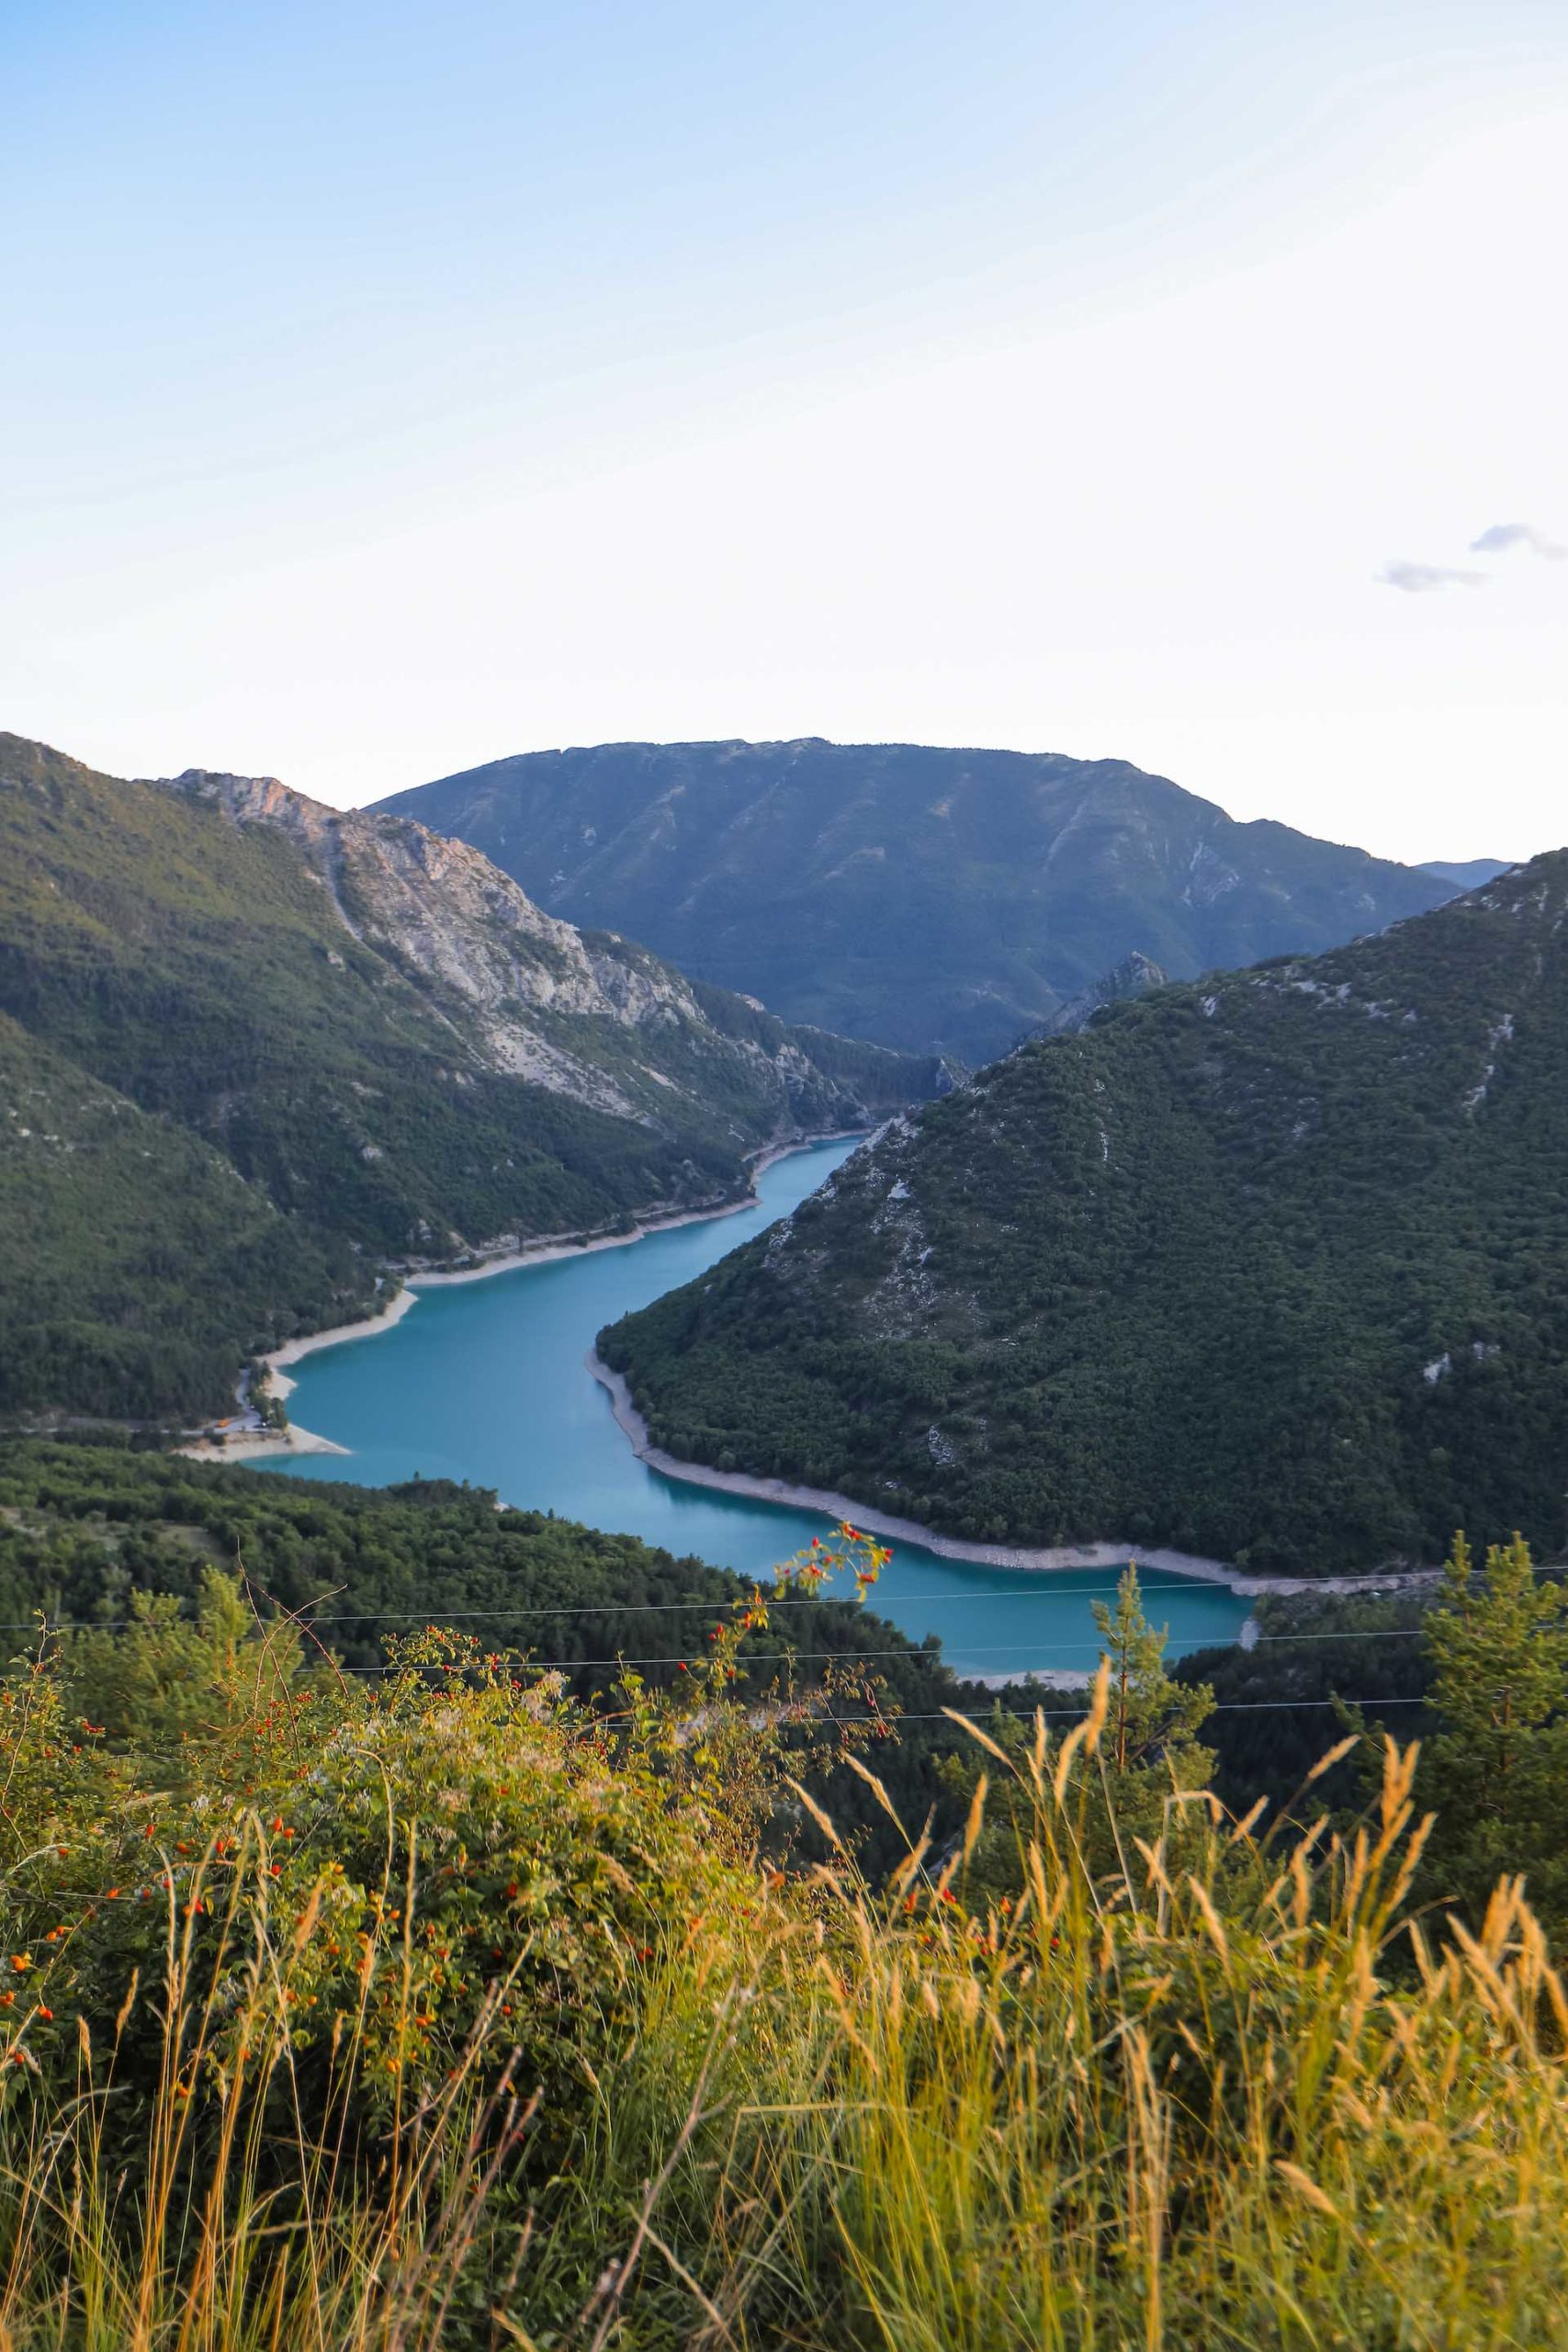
left=0, top=1830, right=540, bottom=2350
left=3, top=1664, right=1567, bottom=2347
left=710, top=1683, right=1568, bottom=2350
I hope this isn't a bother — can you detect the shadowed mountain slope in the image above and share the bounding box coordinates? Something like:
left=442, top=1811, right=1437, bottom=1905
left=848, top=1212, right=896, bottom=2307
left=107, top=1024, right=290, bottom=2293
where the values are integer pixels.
left=379, top=739, right=1461, bottom=1059
left=0, top=735, right=942, bottom=1418
left=602, top=856, right=1568, bottom=1575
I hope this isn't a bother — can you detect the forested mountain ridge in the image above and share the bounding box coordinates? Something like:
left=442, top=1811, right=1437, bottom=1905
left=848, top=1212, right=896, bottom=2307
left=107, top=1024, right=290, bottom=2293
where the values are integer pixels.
left=0, top=734, right=943, bottom=1419
left=602, top=854, right=1568, bottom=1575
left=378, top=737, right=1462, bottom=1059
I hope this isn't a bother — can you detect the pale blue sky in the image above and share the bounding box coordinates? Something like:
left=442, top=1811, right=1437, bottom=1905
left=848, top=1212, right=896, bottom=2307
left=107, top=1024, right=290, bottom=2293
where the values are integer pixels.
left=4, top=1, right=1565, bottom=856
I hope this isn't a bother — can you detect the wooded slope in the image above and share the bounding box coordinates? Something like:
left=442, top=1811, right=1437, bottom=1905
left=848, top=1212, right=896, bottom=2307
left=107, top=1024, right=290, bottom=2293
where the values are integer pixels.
left=604, top=856, right=1568, bottom=1573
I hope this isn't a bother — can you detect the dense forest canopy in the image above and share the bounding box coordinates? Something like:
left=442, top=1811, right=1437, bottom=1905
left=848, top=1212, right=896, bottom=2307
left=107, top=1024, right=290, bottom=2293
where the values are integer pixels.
left=0, top=1439, right=944, bottom=1702
left=603, top=854, right=1568, bottom=1573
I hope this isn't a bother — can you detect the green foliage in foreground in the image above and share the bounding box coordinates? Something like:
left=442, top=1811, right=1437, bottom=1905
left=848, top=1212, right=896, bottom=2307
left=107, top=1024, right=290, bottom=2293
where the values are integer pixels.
left=0, top=1441, right=991, bottom=1871
left=1172, top=1582, right=1435, bottom=1815
left=604, top=853, right=1568, bottom=1571
left=4, top=1555, right=1568, bottom=2348
left=1415, top=1532, right=1568, bottom=1931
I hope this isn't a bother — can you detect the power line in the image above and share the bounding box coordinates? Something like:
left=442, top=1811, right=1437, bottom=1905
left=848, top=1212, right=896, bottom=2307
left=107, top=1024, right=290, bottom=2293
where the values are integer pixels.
left=259, top=1678, right=1428, bottom=1718
left=0, top=1598, right=1434, bottom=1637
left=0, top=1586, right=1213, bottom=1629
left=314, top=1632, right=1427, bottom=1670
left=150, top=1644, right=1426, bottom=1715
left=0, top=1609, right=1432, bottom=1714
left=769, top=1698, right=1429, bottom=1722
left=0, top=1619, right=1431, bottom=1664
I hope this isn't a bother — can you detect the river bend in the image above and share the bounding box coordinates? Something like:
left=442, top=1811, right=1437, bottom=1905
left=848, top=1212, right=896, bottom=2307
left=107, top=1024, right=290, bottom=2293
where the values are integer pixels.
left=261, top=1139, right=1247, bottom=1675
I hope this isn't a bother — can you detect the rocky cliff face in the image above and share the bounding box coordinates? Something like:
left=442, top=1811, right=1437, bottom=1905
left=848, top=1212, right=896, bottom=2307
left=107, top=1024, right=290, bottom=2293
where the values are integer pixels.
left=1041, top=951, right=1168, bottom=1035
left=161, top=766, right=938, bottom=1145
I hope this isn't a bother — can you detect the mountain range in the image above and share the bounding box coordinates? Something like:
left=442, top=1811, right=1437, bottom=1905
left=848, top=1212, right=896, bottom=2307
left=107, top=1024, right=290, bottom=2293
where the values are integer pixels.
left=600, top=855, right=1568, bottom=1575
left=379, top=739, right=1477, bottom=1061
left=1420, top=858, right=1512, bottom=891
left=0, top=735, right=943, bottom=1419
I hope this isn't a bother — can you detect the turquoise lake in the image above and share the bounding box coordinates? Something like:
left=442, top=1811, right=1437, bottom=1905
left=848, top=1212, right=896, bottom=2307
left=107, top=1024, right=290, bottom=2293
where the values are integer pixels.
left=261, top=1138, right=1248, bottom=1679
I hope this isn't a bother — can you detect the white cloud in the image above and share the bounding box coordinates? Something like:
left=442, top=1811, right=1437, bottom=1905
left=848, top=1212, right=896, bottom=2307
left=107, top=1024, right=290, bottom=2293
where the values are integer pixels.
left=1470, top=522, right=1566, bottom=560
left=1378, top=561, right=1487, bottom=594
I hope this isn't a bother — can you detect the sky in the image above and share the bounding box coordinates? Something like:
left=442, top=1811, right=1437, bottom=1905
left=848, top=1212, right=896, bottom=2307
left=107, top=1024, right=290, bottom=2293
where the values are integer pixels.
left=3, top=0, right=1565, bottom=863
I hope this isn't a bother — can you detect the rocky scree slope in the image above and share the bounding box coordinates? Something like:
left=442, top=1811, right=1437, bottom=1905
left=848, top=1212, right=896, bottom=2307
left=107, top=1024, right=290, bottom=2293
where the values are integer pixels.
left=379, top=738, right=1463, bottom=1061
left=0, top=734, right=942, bottom=1419
left=602, top=855, right=1568, bottom=1576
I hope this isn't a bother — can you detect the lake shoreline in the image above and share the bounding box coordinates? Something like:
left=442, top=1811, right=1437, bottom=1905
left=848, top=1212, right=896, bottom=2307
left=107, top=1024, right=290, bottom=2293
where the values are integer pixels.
left=176, top=1422, right=352, bottom=1464
left=175, top=1289, right=423, bottom=1463
left=406, top=1126, right=870, bottom=1288
left=586, top=1353, right=1442, bottom=1602
left=181, top=1128, right=874, bottom=1458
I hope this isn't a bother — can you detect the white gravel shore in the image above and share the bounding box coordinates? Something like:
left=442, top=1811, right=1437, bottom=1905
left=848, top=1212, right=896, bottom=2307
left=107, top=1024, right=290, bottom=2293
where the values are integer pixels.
left=408, top=1129, right=870, bottom=1286
left=586, top=1355, right=1442, bottom=1602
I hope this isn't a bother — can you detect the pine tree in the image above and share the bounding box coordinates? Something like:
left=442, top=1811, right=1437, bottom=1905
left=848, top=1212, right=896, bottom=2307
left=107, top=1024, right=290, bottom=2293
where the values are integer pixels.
left=1093, top=1564, right=1216, bottom=1778
left=1417, top=1532, right=1568, bottom=1937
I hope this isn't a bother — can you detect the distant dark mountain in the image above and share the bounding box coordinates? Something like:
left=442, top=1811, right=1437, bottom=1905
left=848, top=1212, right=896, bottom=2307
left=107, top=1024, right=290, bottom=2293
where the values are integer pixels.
left=1421, top=858, right=1512, bottom=890
left=601, top=855, right=1568, bottom=1576
left=0, top=735, right=942, bottom=1419
left=378, top=740, right=1461, bottom=1060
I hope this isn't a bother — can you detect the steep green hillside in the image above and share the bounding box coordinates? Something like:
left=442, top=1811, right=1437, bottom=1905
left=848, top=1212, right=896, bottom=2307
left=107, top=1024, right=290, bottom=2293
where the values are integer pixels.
left=0, top=735, right=942, bottom=1418
left=0, top=1019, right=367, bottom=1418
left=603, top=856, right=1568, bottom=1574
left=379, top=738, right=1460, bottom=1059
